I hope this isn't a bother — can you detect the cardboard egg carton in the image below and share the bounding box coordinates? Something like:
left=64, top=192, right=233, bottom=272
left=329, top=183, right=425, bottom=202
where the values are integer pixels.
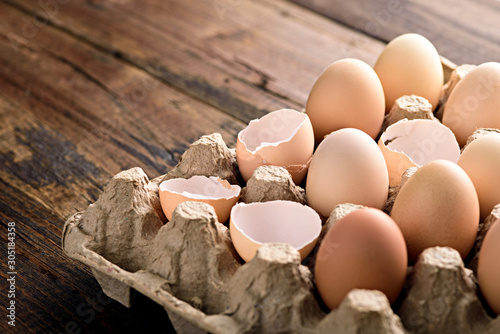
left=62, top=60, right=500, bottom=333
left=62, top=132, right=500, bottom=334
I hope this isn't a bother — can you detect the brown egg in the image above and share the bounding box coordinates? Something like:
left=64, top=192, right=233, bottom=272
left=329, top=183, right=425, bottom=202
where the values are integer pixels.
left=374, top=33, right=443, bottom=112
left=236, top=109, right=314, bottom=184
left=315, top=208, right=407, bottom=310
left=458, top=133, right=500, bottom=221
left=306, top=128, right=389, bottom=218
left=478, top=218, right=500, bottom=314
left=229, top=201, right=321, bottom=262
left=391, top=160, right=479, bottom=262
left=159, top=176, right=241, bottom=223
left=305, top=58, right=385, bottom=143
left=442, top=62, right=500, bottom=147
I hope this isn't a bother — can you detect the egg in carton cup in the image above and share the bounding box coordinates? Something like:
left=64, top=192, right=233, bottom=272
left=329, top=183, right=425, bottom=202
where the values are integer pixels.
left=63, top=132, right=500, bottom=334
left=63, top=33, right=500, bottom=333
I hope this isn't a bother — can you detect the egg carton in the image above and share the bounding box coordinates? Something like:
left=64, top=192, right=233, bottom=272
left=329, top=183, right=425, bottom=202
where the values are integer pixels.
left=62, top=61, right=500, bottom=333
left=62, top=130, right=500, bottom=333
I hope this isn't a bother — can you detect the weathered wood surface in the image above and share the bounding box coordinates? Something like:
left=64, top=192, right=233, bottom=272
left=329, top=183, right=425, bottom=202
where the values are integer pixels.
left=0, top=0, right=497, bottom=333
left=291, top=0, right=500, bottom=65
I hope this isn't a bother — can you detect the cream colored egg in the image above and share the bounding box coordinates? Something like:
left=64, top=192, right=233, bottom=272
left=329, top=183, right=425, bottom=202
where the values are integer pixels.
left=458, top=133, right=500, bottom=221
left=477, top=218, right=500, bottom=314
left=306, top=128, right=389, bottom=218
left=391, top=160, right=479, bottom=262
left=305, top=58, right=385, bottom=143
left=374, top=33, right=443, bottom=112
left=442, top=62, right=500, bottom=147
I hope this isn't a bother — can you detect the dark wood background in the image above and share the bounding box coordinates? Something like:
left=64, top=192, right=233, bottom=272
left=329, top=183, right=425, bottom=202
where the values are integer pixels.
left=1, top=0, right=499, bottom=333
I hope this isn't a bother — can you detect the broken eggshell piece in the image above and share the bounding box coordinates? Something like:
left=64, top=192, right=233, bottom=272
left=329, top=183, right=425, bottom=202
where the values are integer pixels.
left=236, top=109, right=314, bottom=185
left=229, top=200, right=321, bottom=262
left=159, top=175, right=241, bottom=223
left=379, top=119, right=460, bottom=186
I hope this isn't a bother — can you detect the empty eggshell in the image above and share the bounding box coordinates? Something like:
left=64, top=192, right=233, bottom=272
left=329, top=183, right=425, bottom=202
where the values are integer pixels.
left=477, top=217, right=500, bottom=314
left=229, top=200, right=322, bottom=262
left=374, top=33, right=443, bottom=112
left=442, top=62, right=500, bottom=147
left=379, top=119, right=460, bottom=186
left=306, top=58, right=385, bottom=143
left=306, top=128, right=389, bottom=218
left=236, top=109, right=314, bottom=184
left=159, top=176, right=241, bottom=223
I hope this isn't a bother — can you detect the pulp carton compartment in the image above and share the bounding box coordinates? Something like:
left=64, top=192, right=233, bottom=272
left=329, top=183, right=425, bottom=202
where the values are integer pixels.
left=62, top=60, right=500, bottom=333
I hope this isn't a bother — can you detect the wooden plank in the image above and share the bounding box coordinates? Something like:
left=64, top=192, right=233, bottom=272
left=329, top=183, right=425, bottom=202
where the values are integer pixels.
left=0, top=0, right=388, bottom=219
left=0, top=90, right=181, bottom=333
left=0, top=181, right=176, bottom=334
left=0, top=2, right=249, bottom=332
left=0, top=0, right=388, bottom=333
left=0, top=2, right=248, bottom=217
left=290, top=0, right=500, bottom=65
left=3, top=0, right=386, bottom=121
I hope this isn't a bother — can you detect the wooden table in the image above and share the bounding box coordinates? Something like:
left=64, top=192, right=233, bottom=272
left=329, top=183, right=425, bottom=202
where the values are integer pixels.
left=1, top=0, right=499, bottom=333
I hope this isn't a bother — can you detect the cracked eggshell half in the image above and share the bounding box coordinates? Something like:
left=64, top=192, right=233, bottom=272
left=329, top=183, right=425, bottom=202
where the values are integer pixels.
left=236, top=109, right=314, bottom=185
left=159, top=175, right=241, bottom=223
left=379, top=119, right=460, bottom=187
left=229, top=200, right=321, bottom=262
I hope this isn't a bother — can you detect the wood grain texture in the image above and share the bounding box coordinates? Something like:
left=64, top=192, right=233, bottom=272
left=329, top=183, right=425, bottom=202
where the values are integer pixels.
left=0, top=1, right=246, bottom=215
left=3, top=0, right=387, bottom=121
left=290, top=0, right=500, bottom=65
left=0, top=0, right=496, bottom=333
left=0, top=0, right=387, bottom=333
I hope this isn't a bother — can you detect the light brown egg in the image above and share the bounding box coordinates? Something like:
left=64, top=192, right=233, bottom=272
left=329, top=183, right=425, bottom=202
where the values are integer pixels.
left=442, top=62, right=500, bottom=147
left=306, top=128, right=389, bottom=218
left=478, top=218, right=500, bottom=314
left=391, top=160, right=479, bottom=262
left=458, top=133, right=500, bottom=221
left=229, top=200, right=321, bottom=262
left=378, top=119, right=460, bottom=187
left=374, top=33, right=443, bottom=112
left=159, top=176, right=241, bottom=223
left=315, top=208, right=407, bottom=310
left=305, top=58, right=385, bottom=143
left=236, top=109, right=314, bottom=184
